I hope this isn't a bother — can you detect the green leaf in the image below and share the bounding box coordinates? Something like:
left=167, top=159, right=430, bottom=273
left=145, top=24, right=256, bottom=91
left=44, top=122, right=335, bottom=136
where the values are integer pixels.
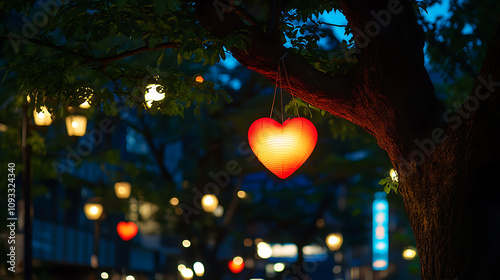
left=156, top=50, right=165, bottom=66
left=384, top=186, right=390, bottom=194
left=177, top=52, right=183, bottom=65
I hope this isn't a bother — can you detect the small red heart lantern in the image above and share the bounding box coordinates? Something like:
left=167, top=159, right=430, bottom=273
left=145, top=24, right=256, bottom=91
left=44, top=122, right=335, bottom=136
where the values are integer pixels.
left=228, top=257, right=245, bottom=274
left=248, top=117, right=318, bottom=179
left=117, top=221, right=138, bottom=241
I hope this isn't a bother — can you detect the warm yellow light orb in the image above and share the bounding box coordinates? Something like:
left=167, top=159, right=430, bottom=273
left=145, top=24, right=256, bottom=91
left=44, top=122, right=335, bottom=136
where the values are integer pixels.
left=195, top=76, right=204, bottom=83
left=256, top=242, right=272, bottom=259
left=237, top=190, right=247, bottom=198
left=180, top=268, right=193, bottom=279
left=233, top=256, right=243, bottom=265
left=84, top=203, right=103, bottom=220
left=326, top=233, right=343, bottom=251
left=402, top=246, right=417, bottom=260
left=274, top=263, right=285, bottom=272
left=169, top=197, right=179, bottom=206
left=193, top=262, right=205, bottom=276
left=144, top=83, right=165, bottom=108
left=182, top=239, right=191, bottom=248
left=390, top=168, right=399, bottom=182
left=201, top=194, right=218, bottom=213
left=65, top=115, right=87, bottom=137
left=33, top=106, right=52, bottom=126
left=114, top=182, right=131, bottom=199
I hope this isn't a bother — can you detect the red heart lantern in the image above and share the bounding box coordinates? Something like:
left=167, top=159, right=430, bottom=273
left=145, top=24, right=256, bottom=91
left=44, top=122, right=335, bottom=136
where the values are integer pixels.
left=117, top=221, right=138, bottom=241
left=228, top=259, right=245, bottom=274
left=248, top=117, right=318, bottom=179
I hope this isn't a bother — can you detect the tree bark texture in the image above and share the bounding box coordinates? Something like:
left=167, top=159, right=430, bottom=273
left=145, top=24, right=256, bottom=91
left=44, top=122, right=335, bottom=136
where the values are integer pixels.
left=195, top=0, right=500, bottom=279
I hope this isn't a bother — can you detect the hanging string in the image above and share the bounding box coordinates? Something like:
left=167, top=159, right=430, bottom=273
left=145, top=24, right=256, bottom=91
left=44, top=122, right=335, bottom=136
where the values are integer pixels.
left=269, top=60, right=281, bottom=119
left=281, top=57, right=300, bottom=117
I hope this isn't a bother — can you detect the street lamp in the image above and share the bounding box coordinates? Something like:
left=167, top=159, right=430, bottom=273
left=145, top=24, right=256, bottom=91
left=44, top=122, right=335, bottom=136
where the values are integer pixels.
left=65, top=115, right=87, bottom=136
left=201, top=194, right=218, bottom=213
left=33, top=106, right=52, bottom=126
left=84, top=202, right=103, bottom=268
left=84, top=203, right=103, bottom=220
left=326, top=233, right=343, bottom=251
left=114, top=182, right=131, bottom=199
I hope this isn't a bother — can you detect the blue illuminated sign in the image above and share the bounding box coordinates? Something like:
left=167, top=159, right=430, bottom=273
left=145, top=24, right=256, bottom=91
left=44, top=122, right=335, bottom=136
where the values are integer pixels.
left=372, top=192, right=388, bottom=270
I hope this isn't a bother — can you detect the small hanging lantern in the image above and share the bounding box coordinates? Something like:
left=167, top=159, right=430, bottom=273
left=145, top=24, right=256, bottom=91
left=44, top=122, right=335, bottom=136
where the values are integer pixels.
left=390, top=168, right=399, bottom=182
left=248, top=117, right=317, bottom=179
left=65, top=115, right=87, bottom=136
left=228, top=256, right=245, bottom=274
left=114, top=182, right=131, bottom=199
left=77, top=87, right=94, bottom=109
left=33, top=106, right=52, bottom=126
left=326, top=233, right=343, bottom=251
left=144, top=83, right=165, bottom=108
left=84, top=203, right=103, bottom=220
left=116, top=221, right=138, bottom=241
left=201, top=194, right=218, bottom=213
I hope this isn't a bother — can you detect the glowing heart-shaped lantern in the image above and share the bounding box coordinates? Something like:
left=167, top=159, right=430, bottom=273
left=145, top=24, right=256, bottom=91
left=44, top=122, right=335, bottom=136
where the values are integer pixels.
left=228, top=257, right=245, bottom=274
left=248, top=117, right=318, bottom=179
left=117, top=221, right=138, bottom=241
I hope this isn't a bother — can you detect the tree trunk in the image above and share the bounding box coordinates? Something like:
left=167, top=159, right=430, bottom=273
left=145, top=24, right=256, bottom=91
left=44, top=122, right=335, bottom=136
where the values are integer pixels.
left=194, top=0, right=500, bottom=278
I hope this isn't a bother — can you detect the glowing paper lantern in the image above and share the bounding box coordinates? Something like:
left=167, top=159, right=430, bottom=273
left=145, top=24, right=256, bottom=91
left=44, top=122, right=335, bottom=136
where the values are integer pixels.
left=248, top=117, right=317, bottom=179
left=144, top=83, right=165, bottom=108
left=195, top=76, right=204, bottom=83
left=390, top=168, right=399, bottom=182
left=117, top=221, right=138, bottom=241
left=33, top=106, right=52, bottom=126
left=77, top=87, right=93, bottom=109
left=65, top=115, right=87, bottom=136
left=228, top=257, right=245, bottom=274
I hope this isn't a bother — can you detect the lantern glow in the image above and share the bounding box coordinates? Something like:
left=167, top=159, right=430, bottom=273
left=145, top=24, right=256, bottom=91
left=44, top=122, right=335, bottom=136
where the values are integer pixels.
left=326, top=233, right=343, bottom=251
left=248, top=117, right=317, bottom=179
left=144, top=83, right=165, bottom=108
left=201, top=194, right=218, bottom=213
left=402, top=246, right=417, bottom=260
left=65, top=115, right=87, bottom=136
left=116, top=221, right=138, bottom=241
left=84, top=203, right=103, bottom=220
left=114, top=182, right=131, bottom=199
left=33, top=106, right=52, bottom=126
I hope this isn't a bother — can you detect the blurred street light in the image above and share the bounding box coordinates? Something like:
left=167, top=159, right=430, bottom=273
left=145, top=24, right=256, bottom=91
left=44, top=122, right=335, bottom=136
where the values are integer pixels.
left=326, top=233, right=343, bottom=251
left=114, top=182, right=131, bottom=199
left=201, top=194, right=218, bottom=213
left=193, top=262, right=205, bottom=276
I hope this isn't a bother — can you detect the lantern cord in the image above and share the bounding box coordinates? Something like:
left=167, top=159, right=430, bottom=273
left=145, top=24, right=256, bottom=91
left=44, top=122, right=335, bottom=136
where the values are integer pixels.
left=269, top=61, right=281, bottom=119
left=279, top=63, right=284, bottom=123
left=281, top=58, right=300, bottom=117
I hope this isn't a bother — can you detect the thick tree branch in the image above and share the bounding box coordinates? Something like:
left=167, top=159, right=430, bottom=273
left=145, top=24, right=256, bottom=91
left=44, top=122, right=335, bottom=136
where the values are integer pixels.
left=1, top=36, right=179, bottom=68
left=196, top=0, right=446, bottom=161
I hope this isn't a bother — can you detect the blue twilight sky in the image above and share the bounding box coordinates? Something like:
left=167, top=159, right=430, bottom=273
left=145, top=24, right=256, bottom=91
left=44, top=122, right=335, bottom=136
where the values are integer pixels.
left=221, top=0, right=452, bottom=70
